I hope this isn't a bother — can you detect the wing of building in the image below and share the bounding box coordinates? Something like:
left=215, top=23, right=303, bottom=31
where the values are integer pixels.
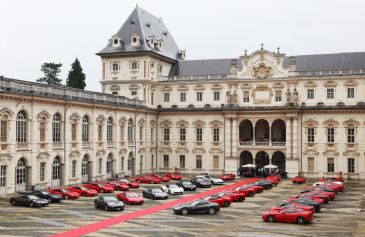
left=1, top=6, right=364, bottom=196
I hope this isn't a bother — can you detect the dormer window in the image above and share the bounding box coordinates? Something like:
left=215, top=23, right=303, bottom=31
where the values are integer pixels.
left=178, top=50, right=186, bottom=59
left=131, top=34, right=139, bottom=47
left=113, top=39, right=118, bottom=44
left=112, top=37, right=121, bottom=48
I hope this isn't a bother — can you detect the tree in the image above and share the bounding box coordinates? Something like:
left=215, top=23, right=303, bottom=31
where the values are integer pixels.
left=37, top=62, right=63, bottom=85
left=66, top=58, right=86, bottom=89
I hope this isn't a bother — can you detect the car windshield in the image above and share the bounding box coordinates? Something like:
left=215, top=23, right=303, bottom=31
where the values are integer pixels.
left=28, top=195, right=39, bottom=200
left=103, top=196, right=118, bottom=202
left=151, top=189, right=163, bottom=193
left=120, top=179, right=130, bottom=183
left=210, top=176, right=218, bottom=179
left=79, top=186, right=88, bottom=190
left=169, top=185, right=179, bottom=189
left=183, top=182, right=192, bottom=185
left=60, top=189, right=69, bottom=192
left=126, top=193, right=139, bottom=198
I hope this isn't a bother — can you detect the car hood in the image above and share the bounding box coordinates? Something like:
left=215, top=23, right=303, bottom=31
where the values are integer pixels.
left=50, top=194, right=62, bottom=199
left=106, top=200, right=124, bottom=206
left=170, top=187, right=183, bottom=192
left=212, top=178, right=223, bottom=182
left=33, top=198, right=49, bottom=203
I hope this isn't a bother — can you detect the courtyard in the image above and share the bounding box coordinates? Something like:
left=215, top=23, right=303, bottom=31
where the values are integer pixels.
left=0, top=178, right=364, bottom=237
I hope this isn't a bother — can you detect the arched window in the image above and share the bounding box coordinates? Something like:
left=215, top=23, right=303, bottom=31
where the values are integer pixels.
left=97, top=121, right=103, bottom=141
left=52, top=156, right=61, bottom=180
left=81, top=156, right=88, bottom=176
left=52, top=113, right=62, bottom=142
left=107, top=117, right=113, bottom=142
left=0, top=115, right=9, bottom=142
left=16, top=111, right=27, bottom=143
left=82, top=115, right=89, bottom=142
left=16, top=158, right=26, bottom=184
left=128, top=119, right=133, bottom=142
left=39, top=117, right=46, bottom=142
left=71, top=121, right=77, bottom=142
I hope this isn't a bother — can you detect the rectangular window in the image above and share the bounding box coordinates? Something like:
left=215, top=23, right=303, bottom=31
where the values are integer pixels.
left=98, top=124, right=102, bottom=141
left=348, top=128, right=355, bottom=143
left=180, top=128, right=186, bottom=141
left=39, top=162, right=45, bottom=182
left=180, top=92, right=186, bottom=102
left=327, top=88, right=334, bottom=99
left=0, top=120, right=7, bottom=142
left=197, top=92, right=203, bottom=101
left=308, top=157, right=314, bottom=172
left=243, top=91, right=249, bottom=103
left=72, top=160, right=76, bottom=178
left=98, top=159, right=102, bottom=174
left=307, top=89, right=314, bottom=99
left=112, top=91, right=118, bottom=96
left=275, top=90, right=282, bottom=102
left=348, top=158, right=355, bottom=173
left=164, top=128, right=170, bottom=141
left=307, top=128, right=314, bottom=142
left=213, top=128, right=220, bottom=142
left=0, top=165, right=6, bottom=187
left=213, top=91, right=220, bottom=101
left=163, top=155, right=169, bottom=169
left=139, top=126, right=143, bottom=140
left=150, top=127, right=154, bottom=141
left=196, top=155, right=202, bottom=169
left=327, top=128, right=334, bottom=143
left=213, top=156, right=219, bottom=169
left=120, top=126, right=124, bottom=141
left=112, top=63, right=119, bottom=71
left=327, top=158, right=334, bottom=172
left=39, top=122, right=45, bottom=142
left=164, top=93, right=170, bottom=102
left=196, top=128, right=203, bottom=142
left=131, top=91, right=137, bottom=96
left=71, top=123, right=77, bottom=141
left=347, top=88, right=355, bottom=98
left=131, top=62, right=138, bottom=70
left=151, top=92, right=154, bottom=105
left=179, top=155, right=185, bottom=169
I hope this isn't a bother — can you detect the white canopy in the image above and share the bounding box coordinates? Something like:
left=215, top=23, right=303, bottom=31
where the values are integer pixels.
left=263, top=164, right=278, bottom=169
left=242, top=164, right=256, bottom=168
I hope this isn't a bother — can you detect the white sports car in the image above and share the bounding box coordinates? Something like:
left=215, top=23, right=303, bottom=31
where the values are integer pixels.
left=196, top=175, right=224, bottom=185
left=160, top=184, right=184, bottom=195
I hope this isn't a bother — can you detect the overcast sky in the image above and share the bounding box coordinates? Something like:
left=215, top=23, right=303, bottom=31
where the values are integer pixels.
left=1, top=0, right=364, bottom=91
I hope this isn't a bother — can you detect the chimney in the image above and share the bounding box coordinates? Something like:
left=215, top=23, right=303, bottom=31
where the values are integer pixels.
left=230, top=59, right=238, bottom=78
left=288, top=56, right=296, bottom=76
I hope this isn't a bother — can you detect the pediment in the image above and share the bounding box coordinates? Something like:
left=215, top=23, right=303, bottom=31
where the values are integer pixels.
left=323, top=80, right=337, bottom=87
left=343, top=119, right=359, bottom=127
left=194, top=84, right=206, bottom=91
left=304, top=81, right=317, bottom=87
left=344, top=80, right=358, bottom=87
left=176, top=148, right=189, bottom=153
left=240, top=83, right=252, bottom=89
left=119, top=148, right=128, bottom=155
left=209, top=120, right=223, bottom=127
left=69, top=113, right=81, bottom=122
left=161, top=85, right=172, bottom=92
left=303, top=119, right=319, bottom=128
left=210, top=84, right=223, bottom=90
left=272, top=82, right=285, bottom=89
left=192, top=120, right=206, bottom=127
left=192, top=148, right=206, bottom=154
left=0, top=107, right=14, bottom=119
left=176, top=120, right=189, bottom=127
left=323, top=119, right=339, bottom=127
left=129, top=84, right=140, bottom=90
left=110, top=85, right=120, bottom=90
left=177, top=84, right=189, bottom=91
left=159, top=119, right=173, bottom=127
left=37, top=111, right=51, bottom=121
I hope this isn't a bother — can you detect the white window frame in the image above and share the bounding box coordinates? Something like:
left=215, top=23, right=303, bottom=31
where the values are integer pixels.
left=307, top=89, right=314, bottom=99
left=197, top=92, right=203, bottom=102
left=213, top=91, right=220, bottom=101
left=163, top=128, right=170, bottom=141
left=327, top=88, right=334, bottom=99
left=180, top=92, right=186, bottom=102
left=180, top=128, right=186, bottom=141
left=347, top=88, right=355, bottom=98
left=164, top=93, right=170, bottom=102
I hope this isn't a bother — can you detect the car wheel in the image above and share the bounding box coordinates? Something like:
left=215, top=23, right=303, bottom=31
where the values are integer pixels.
left=64, top=195, right=69, bottom=200
left=100, top=189, right=104, bottom=193
left=11, top=200, right=16, bottom=206
left=94, top=202, right=98, bottom=208
left=29, top=202, right=34, bottom=207
left=224, top=201, right=230, bottom=207
left=238, top=196, right=244, bottom=202
left=267, top=215, right=275, bottom=223
left=297, top=216, right=305, bottom=225
left=248, top=192, right=254, bottom=197
left=151, top=180, right=154, bottom=184
left=208, top=208, right=216, bottom=215
left=211, top=181, right=214, bottom=185
left=181, top=208, right=188, bottom=216
left=82, top=192, right=87, bottom=197
left=104, top=205, right=109, bottom=211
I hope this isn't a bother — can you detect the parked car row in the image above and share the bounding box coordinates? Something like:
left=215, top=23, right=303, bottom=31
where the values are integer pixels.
left=262, top=178, right=345, bottom=224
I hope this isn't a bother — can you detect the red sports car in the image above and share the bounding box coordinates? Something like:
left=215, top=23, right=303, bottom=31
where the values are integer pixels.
left=262, top=209, right=313, bottom=224
left=83, top=183, right=114, bottom=193
left=118, top=179, right=139, bottom=188
left=289, top=195, right=324, bottom=205
left=135, top=176, right=161, bottom=184
left=243, top=184, right=264, bottom=193
left=233, top=186, right=258, bottom=197
left=293, top=176, right=306, bottom=184
left=203, top=195, right=232, bottom=207
left=48, top=188, right=80, bottom=200
left=117, top=191, right=144, bottom=205
left=165, top=172, right=182, bottom=180
left=266, top=176, right=279, bottom=185
left=151, top=174, right=170, bottom=182
left=219, top=173, right=236, bottom=181
left=271, top=203, right=315, bottom=214
left=216, top=191, right=245, bottom=202
left=67, top=186, right=98, bottom=197
left=105, top=181, right=129, bottom=191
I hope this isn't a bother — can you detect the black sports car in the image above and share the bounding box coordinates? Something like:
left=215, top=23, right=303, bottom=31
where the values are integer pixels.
left=176, top=181, right=197, bottom=191
left=10, top=195, right=49, bottom=207
left=254, top=180, right=273, bottom=190
left=94, top=196, right=124, bottom=211
left=30, top=191, right=62, bottom=203
left=173, top=200, right=220, bottom=215
left=190, top=178, right=211, bottom=188
left=142, top=188, right=168, bottom=200
left=293, top=198, right=321, bottom=212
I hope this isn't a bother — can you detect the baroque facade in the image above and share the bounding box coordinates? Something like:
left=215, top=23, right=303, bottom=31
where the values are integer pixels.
left=1, top=6, right=365, bottom=195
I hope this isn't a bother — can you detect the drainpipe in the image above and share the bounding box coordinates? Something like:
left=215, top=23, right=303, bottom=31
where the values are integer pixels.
left=223, top=113, right=226, bottom=172
left=155, top=111, right=158, bottom=174
left=63, top=103, right=70, bottom=186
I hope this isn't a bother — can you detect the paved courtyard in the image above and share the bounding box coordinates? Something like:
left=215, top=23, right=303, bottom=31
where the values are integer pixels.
left=0, top=179, right=364, bottom=237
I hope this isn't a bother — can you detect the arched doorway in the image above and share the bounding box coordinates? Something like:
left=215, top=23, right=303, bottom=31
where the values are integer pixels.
left=106, top=154, right=113, bottom=179
left=255, top=151, right=269, bottom=168
left=239, top=120, right=253, bottom=145
left=81, top=155, right=90, bottom=182
left=52, top=156, right=61, bottom=187
left=272, top=151, right=286, bottom=170
left=239, top=151, right=253, bottom=166
left=127, top=152, right=135, bottom=176
left=271, top=119, right=286, bottom=146
left=15, top=158, right=27, bottom=192
left=255, top=119, right=269, bottom=145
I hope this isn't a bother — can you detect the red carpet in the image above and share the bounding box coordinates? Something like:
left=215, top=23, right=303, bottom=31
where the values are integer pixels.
left=51, top=178, right=258, bottom=237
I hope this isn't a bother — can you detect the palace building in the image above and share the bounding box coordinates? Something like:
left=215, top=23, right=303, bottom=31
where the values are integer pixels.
left=1, top=6, right=365, bottom=195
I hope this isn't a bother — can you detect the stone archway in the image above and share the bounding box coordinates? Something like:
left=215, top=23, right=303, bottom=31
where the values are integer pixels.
left=272, top=151, right=286, bottom=170
left=239, top=151, right=253, bottom=166
left=255, top=151, right=270, bottom=169
left=271, top=119, right=286, bottom=146
left=239, top=120, right=253, bottom=145
left=255, top=119, right=270, bottom=145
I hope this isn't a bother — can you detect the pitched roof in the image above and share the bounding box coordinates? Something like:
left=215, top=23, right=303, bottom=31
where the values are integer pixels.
left=97, top=6, right=181, bottom=60
left=170, top=52, right=365, bottom=77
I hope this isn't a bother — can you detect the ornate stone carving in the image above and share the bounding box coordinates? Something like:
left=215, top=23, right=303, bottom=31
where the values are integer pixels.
left=226, top=90, right=237, bottom=104
left=303, top=119, right=319, bottom=128
left=304, top=81, right=317, bottom=87
left=252, top=63, right=273, bottom=79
